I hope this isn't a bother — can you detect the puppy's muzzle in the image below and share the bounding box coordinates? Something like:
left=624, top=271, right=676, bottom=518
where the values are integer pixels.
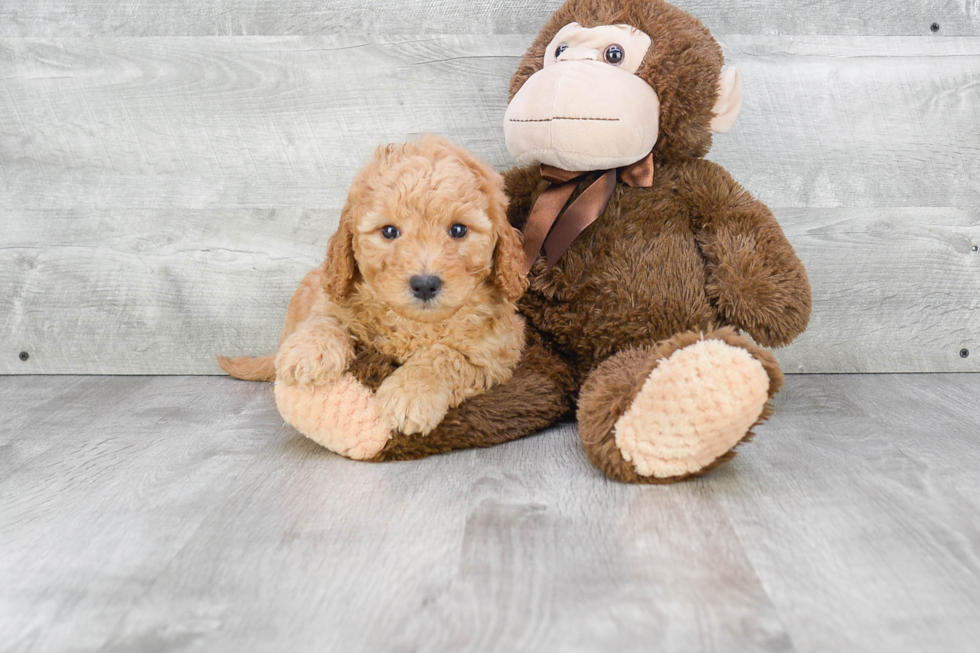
left=409, top=275, right=442, bottom=302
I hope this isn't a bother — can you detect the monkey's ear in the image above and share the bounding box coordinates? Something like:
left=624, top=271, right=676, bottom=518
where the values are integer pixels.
left=711, top=66, right=743, bottom=133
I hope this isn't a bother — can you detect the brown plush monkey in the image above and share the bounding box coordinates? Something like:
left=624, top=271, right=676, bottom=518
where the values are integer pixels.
left=277, top=0, right=811, bottom=483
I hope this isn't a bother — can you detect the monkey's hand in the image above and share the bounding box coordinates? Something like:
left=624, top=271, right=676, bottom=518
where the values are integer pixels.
left=688, top=161, right=812, bottom=348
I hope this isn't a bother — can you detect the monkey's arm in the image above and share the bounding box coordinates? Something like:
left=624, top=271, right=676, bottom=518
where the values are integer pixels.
left=685, top=160, right=811, bottom=348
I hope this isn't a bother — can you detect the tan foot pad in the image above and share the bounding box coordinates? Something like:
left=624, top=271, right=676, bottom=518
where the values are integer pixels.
left=613, top=339, right=770, bottom=478
left=274, top=374, right=391, bottom=460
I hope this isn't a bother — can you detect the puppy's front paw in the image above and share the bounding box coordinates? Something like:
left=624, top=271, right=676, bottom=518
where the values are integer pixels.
left=375, top=375, right=451, bottom=436
left=275, top=336, right=349, bottom=387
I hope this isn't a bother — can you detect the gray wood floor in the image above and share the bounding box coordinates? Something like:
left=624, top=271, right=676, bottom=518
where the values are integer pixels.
left=1, top=374, right=979, bottom=652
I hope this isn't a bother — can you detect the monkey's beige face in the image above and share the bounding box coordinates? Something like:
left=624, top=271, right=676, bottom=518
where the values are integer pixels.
left=504, top=22, right=661, bottom=171
left=352, top=156, right=497, bottom=323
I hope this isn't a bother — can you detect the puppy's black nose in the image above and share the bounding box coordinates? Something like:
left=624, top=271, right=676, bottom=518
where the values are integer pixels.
left=410, top=275, right=442, bottom=301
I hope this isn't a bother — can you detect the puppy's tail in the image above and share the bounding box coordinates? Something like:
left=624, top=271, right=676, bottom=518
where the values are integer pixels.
left=216, top=353, right=276, bottom=382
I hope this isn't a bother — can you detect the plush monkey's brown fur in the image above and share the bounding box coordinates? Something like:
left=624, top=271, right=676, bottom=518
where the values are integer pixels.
left=363, top=0, right=811, bottom=481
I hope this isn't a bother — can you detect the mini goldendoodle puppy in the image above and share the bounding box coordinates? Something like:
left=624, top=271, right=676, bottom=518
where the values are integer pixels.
left=219, top=135, right=527, bottom=436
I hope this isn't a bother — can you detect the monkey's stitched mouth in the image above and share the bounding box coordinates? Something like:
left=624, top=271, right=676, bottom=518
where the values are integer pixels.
left=508, top=116, right=621, bottom=123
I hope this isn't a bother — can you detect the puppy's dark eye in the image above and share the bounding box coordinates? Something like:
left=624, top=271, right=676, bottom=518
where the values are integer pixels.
left=449, top=223, right=468, bottom=239
left=381, top=225, right=400, bottom=239
left=603, top=44, right=624, bottom=65
left=555, top=43, right=569, bottom=59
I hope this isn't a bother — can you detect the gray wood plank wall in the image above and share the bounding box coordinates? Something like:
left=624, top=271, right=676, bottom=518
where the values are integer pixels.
left=1, top=2, right=978, bottom=374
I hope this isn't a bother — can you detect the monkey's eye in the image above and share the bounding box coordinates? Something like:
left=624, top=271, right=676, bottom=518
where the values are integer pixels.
left=603, top=44, right=625, bottom=65
left=449, top=223, right=468, bottom=239
left=381, top=225, right=400, bottom=240
left=555, top=43, right=569, bottom=59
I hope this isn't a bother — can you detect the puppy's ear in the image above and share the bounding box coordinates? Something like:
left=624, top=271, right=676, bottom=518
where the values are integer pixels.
left=445, top=140, right=528, bottom=301
left=482, top=168, right=528, bottom=303
left=491, top=218, right=528, bottom=302
left=321, top=204, right=357, bottom=302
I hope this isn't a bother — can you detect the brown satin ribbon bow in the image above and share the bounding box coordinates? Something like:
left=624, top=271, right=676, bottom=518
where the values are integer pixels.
left=521, top=152, right=655, bottom=274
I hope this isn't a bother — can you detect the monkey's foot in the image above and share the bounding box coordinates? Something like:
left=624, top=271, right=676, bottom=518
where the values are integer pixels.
left=613, top=339, right=770, bottom=479
left=577, top=328, right=781, bottom=483
left=275, top=374, right=392, bottom=460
